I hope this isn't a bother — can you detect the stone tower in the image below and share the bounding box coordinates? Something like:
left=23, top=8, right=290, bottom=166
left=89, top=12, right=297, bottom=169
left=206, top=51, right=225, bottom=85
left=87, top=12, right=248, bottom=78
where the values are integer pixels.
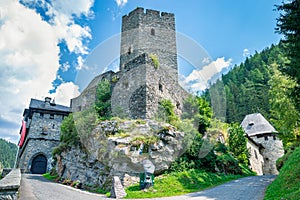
left=16, top=98, right=70, bottom=174
left=71, top=7, right=188, bottom=119
left=241, top=113, right=284, bottom=175
left=119, top=7, right=178, bottom=80
left=111, top=7, right=187, bottom=119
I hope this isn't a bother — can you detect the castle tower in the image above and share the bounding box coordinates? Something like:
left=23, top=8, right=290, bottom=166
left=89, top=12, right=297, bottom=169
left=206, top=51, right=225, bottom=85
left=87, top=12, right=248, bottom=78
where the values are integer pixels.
left=111, top=8, right=188, bottom=119
left=119, top=7, right=178, bottom=80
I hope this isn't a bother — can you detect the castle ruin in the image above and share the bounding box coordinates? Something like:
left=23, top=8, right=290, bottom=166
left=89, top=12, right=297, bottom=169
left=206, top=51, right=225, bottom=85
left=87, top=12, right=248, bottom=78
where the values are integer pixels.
left=71, top=7, right=188, bottom=119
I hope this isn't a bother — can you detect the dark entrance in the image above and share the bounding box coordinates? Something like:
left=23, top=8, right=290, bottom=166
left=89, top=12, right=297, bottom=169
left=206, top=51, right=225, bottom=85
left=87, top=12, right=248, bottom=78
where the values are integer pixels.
left=31, top=154, right=47, bottom=174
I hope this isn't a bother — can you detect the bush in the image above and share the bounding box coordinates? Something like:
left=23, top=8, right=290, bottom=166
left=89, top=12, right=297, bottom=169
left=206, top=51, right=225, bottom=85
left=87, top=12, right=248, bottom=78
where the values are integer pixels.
left=149, top=54, right=159, bottom=69
left=156, top=99, right=179, bottom=125
left=95, top=80, right=112, bottom=119
left=228, top=123, right=249, bottom=165
left=276, top=149, right=293, bottom=171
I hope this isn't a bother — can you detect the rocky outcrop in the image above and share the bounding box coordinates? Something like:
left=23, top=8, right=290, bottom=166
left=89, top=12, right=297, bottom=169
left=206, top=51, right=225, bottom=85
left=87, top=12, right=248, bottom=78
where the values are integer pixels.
left=56, top=119, right=186, bottom=189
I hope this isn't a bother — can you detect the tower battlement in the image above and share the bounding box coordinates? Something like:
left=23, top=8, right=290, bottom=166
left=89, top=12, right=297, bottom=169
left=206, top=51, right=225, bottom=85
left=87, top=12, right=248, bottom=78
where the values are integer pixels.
left=122, top=7, right=175, bottom=32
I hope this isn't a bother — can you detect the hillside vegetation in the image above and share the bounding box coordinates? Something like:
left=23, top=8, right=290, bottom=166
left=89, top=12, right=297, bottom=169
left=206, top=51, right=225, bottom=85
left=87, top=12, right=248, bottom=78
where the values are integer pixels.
left=0, top=138, right=18, bottom=168
left=264, top=146, right=300, bottom=200
left=206, top=43, right=299, bottom=148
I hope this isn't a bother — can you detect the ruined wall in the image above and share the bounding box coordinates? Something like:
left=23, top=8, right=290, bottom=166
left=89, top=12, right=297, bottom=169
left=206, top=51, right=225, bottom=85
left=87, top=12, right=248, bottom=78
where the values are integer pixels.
left=247, top=140, right=264, bottom=175
left=251, top=134, right=284, bottom=175
left=111, top=53, right=188, bottom=119
left=71, top=71, right=116, bottom=112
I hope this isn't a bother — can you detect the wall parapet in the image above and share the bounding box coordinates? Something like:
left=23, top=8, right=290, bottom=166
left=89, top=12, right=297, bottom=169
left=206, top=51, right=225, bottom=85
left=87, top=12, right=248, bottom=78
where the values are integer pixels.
left=0, top=168, right=21, bottom=200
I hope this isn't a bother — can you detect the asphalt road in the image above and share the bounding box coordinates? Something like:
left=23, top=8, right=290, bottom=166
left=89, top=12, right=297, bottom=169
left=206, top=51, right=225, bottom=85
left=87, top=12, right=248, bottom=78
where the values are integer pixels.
left=19, top=174, right=107, bottom=200
left=19, top=174, right=275, bottom=200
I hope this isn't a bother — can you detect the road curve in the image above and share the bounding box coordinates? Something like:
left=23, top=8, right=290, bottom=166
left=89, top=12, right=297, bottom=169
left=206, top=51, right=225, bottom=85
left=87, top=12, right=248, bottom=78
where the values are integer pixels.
left=19, top=174, right=107, bottom=200
left=19, top=174, right=275, bottom=200
left=137, top=175, right=276, bottom=200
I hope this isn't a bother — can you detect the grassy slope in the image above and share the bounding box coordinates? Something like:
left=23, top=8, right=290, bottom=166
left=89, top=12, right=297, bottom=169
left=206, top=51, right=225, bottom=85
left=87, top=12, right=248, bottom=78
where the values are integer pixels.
left=264, top=146, right=300, bottom=200
left=125, top=169, right=246, bottom=198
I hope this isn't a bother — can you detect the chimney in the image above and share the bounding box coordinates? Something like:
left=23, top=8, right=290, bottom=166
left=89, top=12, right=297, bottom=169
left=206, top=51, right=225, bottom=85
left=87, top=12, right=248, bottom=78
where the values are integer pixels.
left=45, top=97, right=51, bottom=106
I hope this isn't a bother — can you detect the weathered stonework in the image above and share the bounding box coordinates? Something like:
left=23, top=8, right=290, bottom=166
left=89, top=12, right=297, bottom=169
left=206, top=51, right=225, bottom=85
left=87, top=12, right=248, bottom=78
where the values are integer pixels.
left=16, top=98, right=70, bottom=174
left=241, top=113, right=284, bottom=175
left=0, top=169, right=21, bottom=200
left=246, top=138, right=264, bottom=175
left=71, top=7, right=188, bottom=119
left=251, top=135, right=284, bottom=175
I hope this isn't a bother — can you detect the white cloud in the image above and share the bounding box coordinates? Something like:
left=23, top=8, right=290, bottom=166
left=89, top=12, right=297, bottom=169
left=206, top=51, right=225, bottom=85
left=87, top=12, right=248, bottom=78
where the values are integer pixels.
left=61, top=62, right=70, bottom=72
left=0, top=0, right=94, bottom=143
left=115, top=0, right=128, bottom=7
left=53, top=82, right=80, bottom=106
left=243, top=48, right=250, bottom=57
left=180, top=57, right=232, bottom=93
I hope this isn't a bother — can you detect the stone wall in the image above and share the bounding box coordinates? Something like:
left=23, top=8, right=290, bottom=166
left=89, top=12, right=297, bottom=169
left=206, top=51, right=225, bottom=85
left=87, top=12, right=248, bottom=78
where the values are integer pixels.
left=247, top=140, right=264, bottom=175
left=17, top=139, right=59, bottom=173
left=120, top=7, right=177, bottom=81
left=251, top=134, right=284, bottom=175
left=0, top=169, right=21, bottom=200
left=17, top=112, right=63, bottom=173
left=71, top=71, right=116, bottom=112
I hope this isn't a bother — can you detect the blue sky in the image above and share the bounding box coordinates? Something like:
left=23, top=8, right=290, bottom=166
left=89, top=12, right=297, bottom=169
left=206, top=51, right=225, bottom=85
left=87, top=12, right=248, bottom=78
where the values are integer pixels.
left=0, top=0, right=282, bottom=143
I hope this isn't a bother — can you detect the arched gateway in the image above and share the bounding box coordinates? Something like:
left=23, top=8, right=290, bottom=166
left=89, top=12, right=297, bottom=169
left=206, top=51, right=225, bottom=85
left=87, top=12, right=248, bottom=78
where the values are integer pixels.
left=31, top=154, right=47, bottom=174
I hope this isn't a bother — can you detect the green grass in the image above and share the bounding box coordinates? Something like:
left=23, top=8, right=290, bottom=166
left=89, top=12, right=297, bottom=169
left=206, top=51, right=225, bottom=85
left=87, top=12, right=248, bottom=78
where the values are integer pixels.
left=264, top=146, right=300, bottom=200
left=125, top=169, right=245, bottom=198
left=43, top=172, right=59, bottom=181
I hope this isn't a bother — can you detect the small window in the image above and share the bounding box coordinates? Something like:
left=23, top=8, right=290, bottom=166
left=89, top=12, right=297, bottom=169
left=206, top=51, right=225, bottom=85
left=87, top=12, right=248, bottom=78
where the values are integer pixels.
left=265, top=157, right=269, bottom=161
left=159, top=83, right=163, bottom=92
left=128, top=46, right=132, bottom=55
left=52, top=124, right=55, bottom=129
left=50, top=114, right=54, bottom=119
left=124, top=82, right=129, bottom=89
left=40, top=113, right=44, bottom=118
left=151, top=28, right=155, bottom=36
left=176, top=101, right=180, bottom=109
left=264, top=136, right=268, bottom=141
left=273, top=135, right=276, bottom=140
left=254, top=150, right=258, bottom=159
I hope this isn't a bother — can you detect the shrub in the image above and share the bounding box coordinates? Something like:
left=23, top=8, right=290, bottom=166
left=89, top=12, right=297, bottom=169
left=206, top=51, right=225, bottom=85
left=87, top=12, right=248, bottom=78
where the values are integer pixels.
left=157, top=99, right=179, bottom=125
left=149, top=54, right=159, bottom=69
left=95, top=80, right=112, bottom=119
left=228, top=123, right=249, bottom=165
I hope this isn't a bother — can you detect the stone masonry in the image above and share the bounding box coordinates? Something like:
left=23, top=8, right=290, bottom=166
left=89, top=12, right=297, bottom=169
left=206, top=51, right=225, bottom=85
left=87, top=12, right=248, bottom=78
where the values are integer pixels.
left=241, top=113, right=284, bottom=175
left=71, top=7, right=188, bottom=119
left=16, top=98, right=70, bottom=174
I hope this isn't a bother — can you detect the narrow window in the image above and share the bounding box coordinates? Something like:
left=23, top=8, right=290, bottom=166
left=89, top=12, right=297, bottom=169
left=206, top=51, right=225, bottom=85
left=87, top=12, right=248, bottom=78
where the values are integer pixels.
left=264, top=136, right=268, bottom=141
left=254, top=150, right=258, bottom=159
left=52, top=124, right=55, bottom=129
left=40, top=113, right=44, bottom=118
left=128, top=46, right=132, bottom=55
left=159, top=83, right=163, bottom=92
left=176, top=101, right=180, bottom=109
left=273, top=135, right=276, bottom=140
left=151, top=28, right=155, bottom=36
left=124, top=82, right=129, bottom=89
left=50, top=114, right=54, bottom=119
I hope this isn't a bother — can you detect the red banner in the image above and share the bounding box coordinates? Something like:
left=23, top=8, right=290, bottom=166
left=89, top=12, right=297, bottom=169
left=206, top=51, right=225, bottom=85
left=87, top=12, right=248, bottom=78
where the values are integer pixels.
left=19, top=120, right=26, bottom=147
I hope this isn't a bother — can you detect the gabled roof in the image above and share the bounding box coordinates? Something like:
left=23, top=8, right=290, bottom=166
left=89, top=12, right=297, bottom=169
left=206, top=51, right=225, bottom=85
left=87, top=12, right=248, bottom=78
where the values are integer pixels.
left=241, top=113, right=277, bottom=137
left=29, top=98, right=71, bottom=113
